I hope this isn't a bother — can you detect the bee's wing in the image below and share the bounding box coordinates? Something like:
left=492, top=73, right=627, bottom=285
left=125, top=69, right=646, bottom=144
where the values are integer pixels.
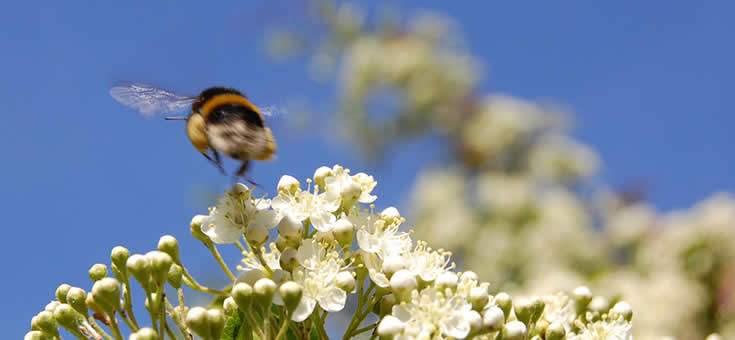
left=109, top=83, right=196, bottom=118
left=255, top=103, right=287, bottom=118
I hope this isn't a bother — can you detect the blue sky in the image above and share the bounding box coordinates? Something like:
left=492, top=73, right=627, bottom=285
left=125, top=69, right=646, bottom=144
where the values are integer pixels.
left=1, top=1, right=733, bottom=337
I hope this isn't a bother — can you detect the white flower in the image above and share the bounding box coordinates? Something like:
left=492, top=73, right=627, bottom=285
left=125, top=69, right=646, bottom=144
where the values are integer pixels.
left=403, top=241, right=454, bottom=283
left=390, top=287, right=474, bottom=339
left=569, top=316, right=634, bottom=340
left=352, top=172, right=377, bottom=203
left=353, top=209, right=411, bottom=257
left=323, top=165, right=378, bottom=206
left=272, top=187, right=340, bottom=233
left=290, top=239, right=351, bottom=322
left=200, top=184, right=281, bottom=244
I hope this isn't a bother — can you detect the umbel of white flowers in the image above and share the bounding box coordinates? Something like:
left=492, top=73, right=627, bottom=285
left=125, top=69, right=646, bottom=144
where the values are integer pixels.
left=27, top=165, right=638, bottom=340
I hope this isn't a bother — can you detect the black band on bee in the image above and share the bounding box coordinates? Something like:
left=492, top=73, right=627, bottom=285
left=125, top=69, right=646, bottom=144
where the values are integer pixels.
left=207, top=103, right=264, bottom=128
left=192, top=87, right=245, bottom=113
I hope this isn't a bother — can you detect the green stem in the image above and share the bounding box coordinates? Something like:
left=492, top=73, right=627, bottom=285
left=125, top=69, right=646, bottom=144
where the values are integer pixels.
left=86, top=317, right=113, bottom=340
left=205, top=243, right=237, bottom=282
left=274, top=312, right=292, bottom=340
left=181, top=272, right=227, bottom=295
left=312, top=310, right=330, bottom=340
left=144, top=290, right=159, bottom=335
left=157, top=284, right=166, bottom=340
left=243, top=237, right=274, bottom=276
left=106, top=314, right=125, bottom=340
left=353, top=323, right=377, bottom=336
left=243, top=309, right=266, bottom=340
left=235, top=239, right=247, bottom=253
left=164, top=320, right=177, bottom=340
left=165, top=298, right=189, bottom=337
left=122, top=280, right=140, bottom=330
left=342, top=281, right=375, bottom=340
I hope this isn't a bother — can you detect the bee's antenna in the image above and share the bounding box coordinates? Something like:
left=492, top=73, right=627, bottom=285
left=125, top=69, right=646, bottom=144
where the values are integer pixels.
left=164, top=116, right=188, bottom=120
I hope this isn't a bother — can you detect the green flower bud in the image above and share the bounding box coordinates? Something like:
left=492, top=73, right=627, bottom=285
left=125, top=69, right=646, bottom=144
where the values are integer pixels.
left=534, top=319, right=550, bottom=337
left=706, top=334, right=724, bottom=340
left=232, top=282, right=254, bottom=312
left=531, top=297, right=545, bottom=324
left=55, top=284, right=72, bottom=304
left=460, top=270, right=480, bottom=282
left=157, top=235, right=180, bottom=264
left=130, top=327, right=158, bottom=340
left=278, top=214, right=303, bottom=240
left=380, top=207, right=402, bottom=225
left=30, top=315, right=40, bottom=331
left=573, top=286, right=592, bottom=315
left=378, top=294, right=397, bottom=317
left=24, top=331, right=45, bottom=340
left=44, top=301, right=60, bottom=312
left=502, top=320, right=527, bottom=340
left=223, top=297, right=238, bottom=316
left=333, top=218, right=355, bottom=246
left=88, top=263, right=108, bottom=282
left=588, top=296, right=609, bottom=315
left=389, top=269, right=417, bottom=302
left=279, top=281, right=304, bottom=313
left=466, top=310, right=483, bottom=334
left=146, top=250, right=173, bottom=285
left=530, top=336, right=542, bottom=340
left=110, top=246, right=130, bottom=278
left=336, top=271, right=356, bottom=293
left=482, top=306, right=505, bottom=332
left=377, top=315, right=404, bottom=337
left=514, top=297, right=534, bottom=325
left=253, top=278, right=277, bottom=308
left=435, top=271, right=459, bottom=291
left=493, top=292, right=512, bottom=321
left=167, top=263, right=183, bottom=289
left=278, top=175, right=301, bottom=194
left=610, top=301, right=633, bottom=322
left=126, top=254, right=152, bottom=290
left=340, top=180, right=361, bottom=208
left=545, top=321, right=566, bottom=340
left=52, top=304, right=78, bottom=332
left=85, top=292, right=104, bottom=316
left=186, top=307, right=211, bottom=340
left=145, top=292, right=162, bottom=313
left=279, top=247, right=299, bottom=272
left=66, top=287, right=88, bottom=316
left=246, top=224, right=269, bottom=246
left=34, top=311, right=59, bottom=338
left=191, top=215, right=213, bottom=246
left=91, top=277, right=120, bottom=313
left=469, top=286, right=489, bottom=311
left=312, top=167, right=332, bottom=191
left=275, top=235, right=291, bottom=251
left=208, top=309, right=225, bottom=340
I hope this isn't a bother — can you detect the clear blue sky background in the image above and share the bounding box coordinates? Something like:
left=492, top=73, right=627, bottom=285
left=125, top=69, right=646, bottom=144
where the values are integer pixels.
left=2, top=1, right=733, bottom=337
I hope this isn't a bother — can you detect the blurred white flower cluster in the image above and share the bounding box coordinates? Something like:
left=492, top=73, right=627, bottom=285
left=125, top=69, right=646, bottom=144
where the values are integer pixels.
left=266, top=2, right=735, bottom=339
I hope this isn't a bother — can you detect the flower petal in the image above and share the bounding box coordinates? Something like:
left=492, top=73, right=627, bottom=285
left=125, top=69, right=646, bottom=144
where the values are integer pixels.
left=291, top=297, right=316, bottom=322
left=317, top=286, right=347, bottom=312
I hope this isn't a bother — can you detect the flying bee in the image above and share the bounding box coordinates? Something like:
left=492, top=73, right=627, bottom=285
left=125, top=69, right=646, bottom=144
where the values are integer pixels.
left=110, top=83, right=277, bottom=178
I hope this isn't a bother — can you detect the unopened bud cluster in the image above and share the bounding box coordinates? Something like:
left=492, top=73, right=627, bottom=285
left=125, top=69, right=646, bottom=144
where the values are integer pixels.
left=27, top=165, right=636, bottom=340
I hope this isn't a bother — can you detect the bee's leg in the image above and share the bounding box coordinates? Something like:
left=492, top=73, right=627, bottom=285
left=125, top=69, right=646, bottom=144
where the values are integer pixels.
left=201, top=151, right=227, bottom=175
left=234, top=160, right=259, bottom=187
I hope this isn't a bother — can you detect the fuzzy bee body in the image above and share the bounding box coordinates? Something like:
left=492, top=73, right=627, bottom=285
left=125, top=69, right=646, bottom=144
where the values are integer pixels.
left=110, top=83, right=276, bottom=178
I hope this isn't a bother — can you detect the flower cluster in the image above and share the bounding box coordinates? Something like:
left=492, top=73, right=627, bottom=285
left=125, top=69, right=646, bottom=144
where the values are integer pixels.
left=27, top=165, right=642, bottom=340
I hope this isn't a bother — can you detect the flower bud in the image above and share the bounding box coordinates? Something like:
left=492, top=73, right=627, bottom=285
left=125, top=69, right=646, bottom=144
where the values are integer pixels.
left=191, top=215, right=213, bottom=246
left=514, top=297, right=534, bottom=325
left=24, top=331, right=45, bottom=340
left=131, top=327, right=158, bottom=340
left=535, top=319, right=550, bottom=337
left=588, top=296, right=609, bottom=315
left=482, top=306, right=505, bottom=332
left=332, top=218, right=355, bottom=246
left=55, top=284, right=71, bottom=304
left=186, top=307, right=211, bottom=340
left=34, top=311, right=59, bottom=338
left=340, top=181, right=361, bottom=207
left=279, top=247, right=299, bottom=272
left=377, top=315, right=405, bottom=337
left=237, top=270, right=266, bottom=286
left=279, top=281, right=304, bottom=313
left=545, top=321, right=566, bottom=340
left=66, top=287, right=88, bottom=316
left=110, top=246, right=130, bottom=279
left=382, top=255, right=408, bottom=278
left=246, top=224, right=269, bottom=246
left=278, top=175, right=301, bottom=194
left=52, top=304, right=78, bottom=332
left=254, top=278, right=277, bottom=308
left=232, top=282, right=254, bottom=312
left=469, top=287, right=489, bottom=311
left=610, top=301, right=633, bottom=322
left=377, top=294, right=397, bottom=316
left=278, top=214, right=303, bottom=240
left=390, top=269, right=417, bottom=301
left=167, top=263, right=183, bottom=289
left=503, top=320, right=527, bottom=340
left=91, top=277, right=120, bottom=313
left=460, top=271, right=480, bottom=283
left=336, top=271, right=356, bottom=293
left=706, top=334, right=724, bottom=340
left=435, top=272, right=459, bottom=291
left=380, top=207, right=401, bottom=225
left=84, top=292, right=104, bottom=316
left=157, top=235, right=180, bottom=264
left=465, top=310, right=483, bottom=334
left=573, top=286, right=592, bottom=315
left=208, top=308, right=225, bottom=340
left=531, top=297, right=545, bottom=323
left=88, top=263, right=108, bottom=282
left=45, top=301, right=60, bottom=312
left=494, top=292, right=512, bottom=321
left=222, top=297, right=238, bottom=316
left=146, top=250, right=173, bottom=285
left=313, top=167, right=333, bottom=191
left=126, top=254, right=152, bottom=290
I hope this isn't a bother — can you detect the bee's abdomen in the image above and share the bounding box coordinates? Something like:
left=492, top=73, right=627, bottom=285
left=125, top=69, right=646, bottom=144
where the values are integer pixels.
left=207, top=104, right=264, bottom=128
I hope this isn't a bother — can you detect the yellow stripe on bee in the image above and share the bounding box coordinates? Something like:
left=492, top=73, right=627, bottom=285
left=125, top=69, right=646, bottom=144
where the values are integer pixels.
left=200, top=93, right=261, bottom=120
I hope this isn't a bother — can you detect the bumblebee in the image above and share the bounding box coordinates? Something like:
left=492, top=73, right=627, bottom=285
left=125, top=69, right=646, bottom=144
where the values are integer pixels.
left=110, top=83, right=276, bottom=178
